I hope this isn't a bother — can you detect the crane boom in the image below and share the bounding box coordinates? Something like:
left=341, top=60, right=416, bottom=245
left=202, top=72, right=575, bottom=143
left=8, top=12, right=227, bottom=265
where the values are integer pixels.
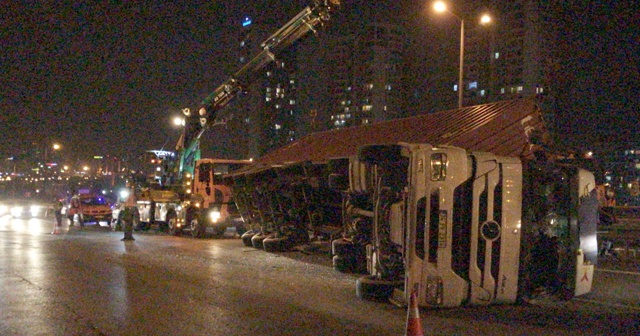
left=174, top=0, right=339, bottom=181
left=198, top=0, right=339, bottom=126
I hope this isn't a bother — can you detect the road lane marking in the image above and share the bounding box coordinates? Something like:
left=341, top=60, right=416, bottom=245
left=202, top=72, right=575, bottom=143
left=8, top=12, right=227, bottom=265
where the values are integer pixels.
left=596, top=269, right=640, bottom=276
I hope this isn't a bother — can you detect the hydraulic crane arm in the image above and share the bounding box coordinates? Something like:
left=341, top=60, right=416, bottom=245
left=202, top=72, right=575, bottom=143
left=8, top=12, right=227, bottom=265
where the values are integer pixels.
left=173, top=0, right=339, bottom=181
left=197, top=0, right=340, bottom=129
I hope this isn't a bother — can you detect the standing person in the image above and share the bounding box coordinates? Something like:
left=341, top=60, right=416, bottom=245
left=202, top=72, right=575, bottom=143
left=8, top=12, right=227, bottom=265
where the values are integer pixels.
left=52, top=198, right=63, bottom=234
left=121, top=185, right=136, bottom=241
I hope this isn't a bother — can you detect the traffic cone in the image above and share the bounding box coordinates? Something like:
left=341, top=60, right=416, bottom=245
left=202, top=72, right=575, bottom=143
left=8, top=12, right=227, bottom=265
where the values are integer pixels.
left=405, top=285, right=424, bottom=336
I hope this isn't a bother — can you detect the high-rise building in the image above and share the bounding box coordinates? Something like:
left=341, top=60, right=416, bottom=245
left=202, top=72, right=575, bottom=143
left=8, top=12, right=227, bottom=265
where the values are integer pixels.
left=231, top=14, right=301, bottom=158
left=326, top=22, right=408, bottom=129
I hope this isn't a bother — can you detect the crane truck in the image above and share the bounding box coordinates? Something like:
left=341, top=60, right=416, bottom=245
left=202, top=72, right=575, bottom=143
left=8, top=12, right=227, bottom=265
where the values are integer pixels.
left=224, top=97, right=599, bottom=307
left=157, top=0, right=341, bottom=237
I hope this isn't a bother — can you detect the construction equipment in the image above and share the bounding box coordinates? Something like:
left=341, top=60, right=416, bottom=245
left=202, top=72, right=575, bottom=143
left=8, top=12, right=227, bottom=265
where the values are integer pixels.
left=161, top=1, right=340, bottom=238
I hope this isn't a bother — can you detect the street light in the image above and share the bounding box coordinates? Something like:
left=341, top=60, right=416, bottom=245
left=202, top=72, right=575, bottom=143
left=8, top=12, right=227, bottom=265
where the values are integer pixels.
left=433, top=1, right=491, bottom=108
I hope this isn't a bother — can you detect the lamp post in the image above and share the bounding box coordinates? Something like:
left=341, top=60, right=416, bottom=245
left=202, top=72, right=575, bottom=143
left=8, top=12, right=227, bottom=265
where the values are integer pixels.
left=434, top=2, right=491, bottom=108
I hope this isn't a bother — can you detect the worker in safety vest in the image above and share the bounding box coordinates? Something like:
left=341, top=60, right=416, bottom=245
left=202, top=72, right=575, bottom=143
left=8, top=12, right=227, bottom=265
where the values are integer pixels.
left=51, top=198, right=64, bottom=234
left=121, top=186, right=136, bottom=241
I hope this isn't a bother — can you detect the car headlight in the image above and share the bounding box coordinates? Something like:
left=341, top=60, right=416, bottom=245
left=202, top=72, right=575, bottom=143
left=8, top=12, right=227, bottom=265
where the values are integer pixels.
left=10, top=206, right=24, bottom=217
left=30, top=205, right=41, bottom=216
left=0, top=205, right=8, bottom=214
left=209, top=209, right=221, bottom=223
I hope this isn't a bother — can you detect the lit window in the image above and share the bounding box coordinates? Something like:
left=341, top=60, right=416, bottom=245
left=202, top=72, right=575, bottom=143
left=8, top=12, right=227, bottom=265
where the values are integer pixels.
left=480, top=90, right=485, bottom=96
left=265, top=97, right=271, bottom=102
left=266, top=87, right=271, bottom=92
left=517, top=86, right=523, bottom=92
left=501, top=87, right=505, bottom=94
left=453, top=84, right=458, bottom=92
left=289, top=99, right=296, bottom=105
left=240, top=41, right=245, bottom=47
left=275, top=104, right=281, bottom=109
left=347, top=86, right=352, bottom=91
left=266, top=71, right=272, bottom=77
left=362, top=119, right=370, bottom=124
left=367, top=83, right=373, bottom=90
left=362, top=105, right=373, bottom=111
left=239, top=57, right=245, bottom=63
left=386, top=84, right=392, bottom=91
left=495, top=52, right=500, bottom=59
left=341, top=100, right=346, bottom=106
left=274, top=124, right=281, bottom=130
left=290, top=79, right=295, bottom=84
left=469, top=82, right=478, bottom=89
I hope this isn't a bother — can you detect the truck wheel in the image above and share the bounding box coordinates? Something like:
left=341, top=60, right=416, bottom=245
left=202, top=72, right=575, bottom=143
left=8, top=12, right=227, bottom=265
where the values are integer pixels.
left=241, top=230, right=256, bottom=247
left=167, top=216, right=181, bottom=236
left=333, top=255, right=355, bottom=273
left=190, top=218, right=205, bottom=238
left=251, top=232, right=268, bottom=249
left=263, top=235, right=292, bottom=252
left=355, top=276, right=401, bottom=301
left=78, top=214, right=85, bottom=228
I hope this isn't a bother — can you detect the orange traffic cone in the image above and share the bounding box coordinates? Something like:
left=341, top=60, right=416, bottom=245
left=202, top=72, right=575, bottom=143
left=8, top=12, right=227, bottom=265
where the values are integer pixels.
left=405, top=285, right=424, bottom=336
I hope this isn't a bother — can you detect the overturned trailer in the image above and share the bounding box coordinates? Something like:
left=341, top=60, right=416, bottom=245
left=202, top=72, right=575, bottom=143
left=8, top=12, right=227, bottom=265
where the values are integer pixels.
left=225, top=97, right=599, bottom=307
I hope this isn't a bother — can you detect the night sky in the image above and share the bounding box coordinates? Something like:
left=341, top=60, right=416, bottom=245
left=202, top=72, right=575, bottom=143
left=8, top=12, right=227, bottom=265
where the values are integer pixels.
left=1, top=1, right=638, bottom=165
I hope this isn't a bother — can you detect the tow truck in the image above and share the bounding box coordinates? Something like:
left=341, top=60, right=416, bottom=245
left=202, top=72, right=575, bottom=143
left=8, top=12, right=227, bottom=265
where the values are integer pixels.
left=158, top=0, right=340, bottom=237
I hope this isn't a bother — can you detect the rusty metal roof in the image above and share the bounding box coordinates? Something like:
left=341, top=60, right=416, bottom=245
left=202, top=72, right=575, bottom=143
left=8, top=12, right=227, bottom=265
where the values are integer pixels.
left=256, top=97, right=546, bottom=165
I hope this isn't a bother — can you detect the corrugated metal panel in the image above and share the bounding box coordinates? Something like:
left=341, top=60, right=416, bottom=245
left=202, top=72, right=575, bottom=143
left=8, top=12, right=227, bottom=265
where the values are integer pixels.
left=256, top=97, right=545, bottom=165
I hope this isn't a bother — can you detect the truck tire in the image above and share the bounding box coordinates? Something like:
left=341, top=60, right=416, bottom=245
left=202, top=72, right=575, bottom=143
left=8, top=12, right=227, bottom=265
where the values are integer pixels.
left=190, top=218, right=205, bottom=238
left=355, top=276, right=401, bottom=301
left=167, top=214, right=181, bottom=236
left=251, top=232, right=268, bottom=249
left=263, top=235, right=292, bottom=252
left=241, top=230, right=256, bottom=247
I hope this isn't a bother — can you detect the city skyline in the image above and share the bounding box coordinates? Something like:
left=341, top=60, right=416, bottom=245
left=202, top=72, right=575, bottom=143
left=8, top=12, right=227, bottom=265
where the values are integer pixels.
left=1, top=0, right=638, bottom=163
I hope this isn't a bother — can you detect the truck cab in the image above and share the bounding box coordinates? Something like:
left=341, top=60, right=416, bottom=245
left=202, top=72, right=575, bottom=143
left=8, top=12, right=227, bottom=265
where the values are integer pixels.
left=347, top=143, right=597, bottom=307
left=172, top=158, right=252, bottom=237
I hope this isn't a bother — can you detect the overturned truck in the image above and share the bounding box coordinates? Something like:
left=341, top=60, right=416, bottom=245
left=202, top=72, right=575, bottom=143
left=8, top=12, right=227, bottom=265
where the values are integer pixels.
left=225, top=97, right=599, bottom=307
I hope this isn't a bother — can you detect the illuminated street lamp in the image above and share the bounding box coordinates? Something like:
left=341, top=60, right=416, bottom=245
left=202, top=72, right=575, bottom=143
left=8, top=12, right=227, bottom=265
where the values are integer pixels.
left=434, top=1, right=491, bottom=108
left=173, top=116, right=186, bottom=127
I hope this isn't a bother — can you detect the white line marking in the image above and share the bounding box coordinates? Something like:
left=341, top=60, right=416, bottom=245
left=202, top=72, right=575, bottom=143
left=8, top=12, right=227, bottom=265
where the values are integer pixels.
left=596, top=268, right=640, bottom=276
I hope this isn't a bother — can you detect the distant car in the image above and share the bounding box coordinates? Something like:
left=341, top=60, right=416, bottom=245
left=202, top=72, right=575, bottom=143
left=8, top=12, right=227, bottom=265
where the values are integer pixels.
left=1, top=199, right=51, bottom=219
left=66, top=194, right=112, bottom=225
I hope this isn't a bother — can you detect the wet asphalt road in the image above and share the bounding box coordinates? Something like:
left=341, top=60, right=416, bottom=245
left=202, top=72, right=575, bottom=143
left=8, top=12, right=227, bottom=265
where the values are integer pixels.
left=1, top=216, right=639, bottom=336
